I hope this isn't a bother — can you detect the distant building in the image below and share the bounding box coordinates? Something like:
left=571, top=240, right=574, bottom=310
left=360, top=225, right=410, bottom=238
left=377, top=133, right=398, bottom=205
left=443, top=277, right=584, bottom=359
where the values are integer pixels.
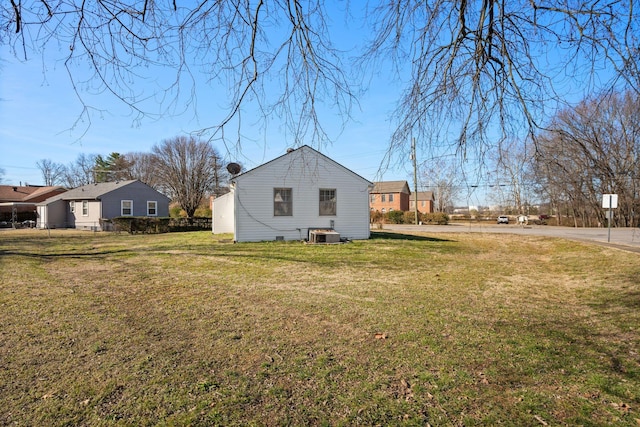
left=370, top=181, right=411, bottom=213
left=409, top=191, right=435, bottom=214
left=0, top=184, right=67, bottom=223
left=36, top=180, right=170, bottom=230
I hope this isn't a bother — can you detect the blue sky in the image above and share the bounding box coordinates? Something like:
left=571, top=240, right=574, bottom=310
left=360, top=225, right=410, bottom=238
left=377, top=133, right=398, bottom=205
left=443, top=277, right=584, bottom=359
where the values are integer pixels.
left=0, top=2, right=418, bottom=192
left=0, top=48, right=406, bottom=187
left=0, top=4, right=618, bottom=209
left=0, top=49, right=547, bottom=209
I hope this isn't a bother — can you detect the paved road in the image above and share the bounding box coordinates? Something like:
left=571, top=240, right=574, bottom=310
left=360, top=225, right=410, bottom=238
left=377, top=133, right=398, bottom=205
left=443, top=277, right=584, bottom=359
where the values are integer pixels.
left=379, top=223, right=640, bottom=253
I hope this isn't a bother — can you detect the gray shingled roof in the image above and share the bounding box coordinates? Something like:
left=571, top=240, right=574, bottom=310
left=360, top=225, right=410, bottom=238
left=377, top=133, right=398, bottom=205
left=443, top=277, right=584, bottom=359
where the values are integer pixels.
left=371, top=181, right=410, bottom=194
left=60, top=180, right=138, bottom=200
left=409, top=191, right=434, bottom=201
left=38, top=180, right=139, bottom=204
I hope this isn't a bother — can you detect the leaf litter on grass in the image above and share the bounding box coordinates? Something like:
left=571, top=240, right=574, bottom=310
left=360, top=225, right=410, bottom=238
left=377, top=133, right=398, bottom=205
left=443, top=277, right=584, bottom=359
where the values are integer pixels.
left=1, top=229, right=639, bottom=425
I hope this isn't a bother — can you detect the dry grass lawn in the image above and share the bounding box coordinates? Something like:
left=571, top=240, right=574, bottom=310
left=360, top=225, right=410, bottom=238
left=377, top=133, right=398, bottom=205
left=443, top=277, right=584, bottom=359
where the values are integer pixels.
left=0, top=229, right=638, bottom=426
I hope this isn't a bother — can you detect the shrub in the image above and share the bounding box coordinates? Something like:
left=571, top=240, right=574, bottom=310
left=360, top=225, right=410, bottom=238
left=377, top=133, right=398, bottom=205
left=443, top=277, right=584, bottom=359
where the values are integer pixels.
left=108, top=217, right=213, bottom=234
left=422, top=212, right=449, bottom=225
left=110, top=217, right=172, bottom=234
left=170, top=206, right=184, bottom=218
left=403, top=211, right=419, bottom=224
left=370, top=210, right=383, bottom=224
left=385, top=210, right=405, bottom=224
left=194, top=206, right=212, bottom=218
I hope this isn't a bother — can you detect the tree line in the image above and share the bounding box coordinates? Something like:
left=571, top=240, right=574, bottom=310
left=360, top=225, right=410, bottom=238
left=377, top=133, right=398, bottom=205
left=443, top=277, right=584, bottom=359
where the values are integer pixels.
left=486, top=90, right=639, bottom=227
left=37, top=136, right=229, bottom=218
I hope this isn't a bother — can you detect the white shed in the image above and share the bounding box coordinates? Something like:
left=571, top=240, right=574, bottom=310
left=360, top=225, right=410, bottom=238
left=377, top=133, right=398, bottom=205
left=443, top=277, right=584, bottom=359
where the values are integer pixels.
left=211, top=192, right=234, bottom=234
left=213, top=145, right=373, bottom=242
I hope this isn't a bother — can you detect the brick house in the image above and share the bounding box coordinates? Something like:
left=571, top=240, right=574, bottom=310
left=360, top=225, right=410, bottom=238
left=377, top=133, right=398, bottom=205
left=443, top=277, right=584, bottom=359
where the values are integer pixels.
left=409, top=191, right=435, bottom=214
left=370, top=181, right=411, bottom=213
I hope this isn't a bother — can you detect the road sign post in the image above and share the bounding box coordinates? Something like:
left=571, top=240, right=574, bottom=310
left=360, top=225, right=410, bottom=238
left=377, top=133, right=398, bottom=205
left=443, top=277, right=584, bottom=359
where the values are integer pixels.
left=602, top=194, right=618, bottom=243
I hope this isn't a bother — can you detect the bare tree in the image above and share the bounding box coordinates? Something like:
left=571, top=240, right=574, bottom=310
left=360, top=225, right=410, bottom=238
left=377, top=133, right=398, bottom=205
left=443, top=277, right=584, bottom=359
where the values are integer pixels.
left=152, top=136, right=222, bottom=218
left=3, top=1, right=638, bottom=170
left=534, top=91, right=640, bottom=227
left=420, top=157, right=460, bottom=212
left=123, top=152, right=161, bottom=189
left=488, top=139, right=536, bottom=215
left=2, top=1, right=355, bottom=150
left=63, top=153, right=97, bottom=188
left=36, top=159, right=67, bottom=186
left=364, top=1, right=640, bottom=168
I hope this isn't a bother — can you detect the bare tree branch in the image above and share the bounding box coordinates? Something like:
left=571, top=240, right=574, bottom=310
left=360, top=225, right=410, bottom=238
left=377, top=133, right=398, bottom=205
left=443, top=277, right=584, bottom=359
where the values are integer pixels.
left=362, top=0, right=639, bottom=171
left=2, top=0, right=638, bottom=168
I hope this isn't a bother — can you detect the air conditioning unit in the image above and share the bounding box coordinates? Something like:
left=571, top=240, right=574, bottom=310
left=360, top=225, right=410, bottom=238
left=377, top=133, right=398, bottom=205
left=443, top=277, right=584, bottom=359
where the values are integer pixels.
left=309, top=229, right=340, bottom=244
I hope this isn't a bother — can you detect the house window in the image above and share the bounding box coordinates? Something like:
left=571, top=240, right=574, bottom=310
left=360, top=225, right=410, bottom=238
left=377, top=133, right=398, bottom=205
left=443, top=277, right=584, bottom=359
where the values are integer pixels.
left=381, top=194, right=386, bottom=202
left=381, top=208, right=386, bottom=213
left=70, top=201, right=75, bottom=213
left=410, top=201, right=415, bottom=208
left=319, top=189, right=336, bottom=216
left=82, top=201, right=88, bottom=216
left=389, top=194, right=394, bottom=202
left=421, top=201, right=425, bottom=207
left=147, top=201, right=157, bottom=216
left=121, top=200, right=133, bottom=216
left=274, top=188, right=292, bottom=216
left=370, top=194, right=376, bottom=203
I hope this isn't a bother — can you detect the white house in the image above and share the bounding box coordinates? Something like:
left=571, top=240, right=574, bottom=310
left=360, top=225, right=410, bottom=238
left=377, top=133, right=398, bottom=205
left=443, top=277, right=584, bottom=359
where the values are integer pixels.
left=213, top=145, right=373, bottom=242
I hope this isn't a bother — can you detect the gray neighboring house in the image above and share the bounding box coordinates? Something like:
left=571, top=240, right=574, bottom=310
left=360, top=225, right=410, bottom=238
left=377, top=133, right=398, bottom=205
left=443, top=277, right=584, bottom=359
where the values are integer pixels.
left=37, top=180, right=170, bottom=230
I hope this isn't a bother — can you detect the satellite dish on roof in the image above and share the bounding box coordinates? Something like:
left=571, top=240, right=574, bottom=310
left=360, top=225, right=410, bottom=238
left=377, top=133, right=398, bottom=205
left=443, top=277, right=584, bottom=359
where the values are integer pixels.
left=226, top=162, right=242, bottom=175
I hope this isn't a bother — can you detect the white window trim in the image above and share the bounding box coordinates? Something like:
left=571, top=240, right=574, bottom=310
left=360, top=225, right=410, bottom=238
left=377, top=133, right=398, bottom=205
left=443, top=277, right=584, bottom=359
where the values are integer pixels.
left=82, top=201, right=88, bottom=216
left=121, top=200, right=133, bottom=216
left=70, top=201, right=75, bottom=213
left=147, top=200, right=157, bottom=216
left=319, top=188, right=337, bottom=216
left=274, top=188, right=293, bottom=216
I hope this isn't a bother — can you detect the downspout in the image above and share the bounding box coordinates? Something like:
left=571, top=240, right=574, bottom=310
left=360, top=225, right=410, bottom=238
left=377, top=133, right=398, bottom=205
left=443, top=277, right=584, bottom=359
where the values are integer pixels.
left=98, top=197, right=103, bottom=231
left=231, top=181, right=237, bottom=242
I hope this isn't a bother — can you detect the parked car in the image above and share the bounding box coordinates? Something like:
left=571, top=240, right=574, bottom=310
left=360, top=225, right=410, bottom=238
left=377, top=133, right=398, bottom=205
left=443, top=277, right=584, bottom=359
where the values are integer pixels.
left=22, top=220, right=36, bottom=228
left=0, top=221, right=11, bottom=228
left=497, top=215, right=509, bottom=224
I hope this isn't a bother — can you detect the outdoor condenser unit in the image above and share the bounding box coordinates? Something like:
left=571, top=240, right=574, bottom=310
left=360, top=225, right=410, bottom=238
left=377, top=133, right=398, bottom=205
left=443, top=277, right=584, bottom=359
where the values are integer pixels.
left=309, top=229, right=340, bottom=244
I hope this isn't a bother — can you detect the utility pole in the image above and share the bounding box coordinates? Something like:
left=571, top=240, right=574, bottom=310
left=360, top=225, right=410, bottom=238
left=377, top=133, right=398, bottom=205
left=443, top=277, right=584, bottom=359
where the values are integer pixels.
left=411, top=137, right=419, bottom=225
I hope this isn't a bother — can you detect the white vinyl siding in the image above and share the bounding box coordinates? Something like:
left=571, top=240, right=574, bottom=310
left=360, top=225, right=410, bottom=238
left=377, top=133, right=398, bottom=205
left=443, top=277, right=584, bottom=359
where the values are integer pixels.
left=212, top=192, right=234, bottom=233
left=231, top=146, right=371, bottom=242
